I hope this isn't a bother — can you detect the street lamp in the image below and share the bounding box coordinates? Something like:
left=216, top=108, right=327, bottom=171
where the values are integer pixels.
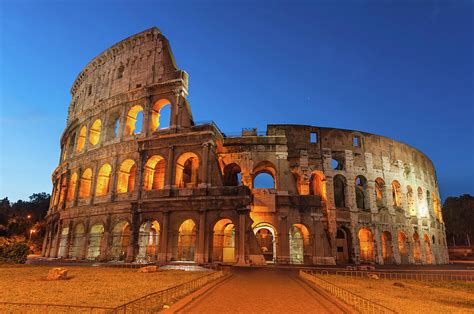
left=27, top=229, right=36, bottom=245
left=27, top=215, right=31, bottom=219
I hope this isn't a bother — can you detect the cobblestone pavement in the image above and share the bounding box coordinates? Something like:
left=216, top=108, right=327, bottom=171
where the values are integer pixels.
left=178, top=267, right=347, bottom=313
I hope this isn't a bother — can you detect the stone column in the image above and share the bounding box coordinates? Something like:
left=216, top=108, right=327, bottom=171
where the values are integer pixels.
left=165, top=146, right=175, bottom=188
left=64, top=220, right=74, bottom=259
left=52, top=220, right=62, bottom=258
left=72, top=167, right=82, bottom=207
left=277, top=215, right=289, bottom=264
left=196, top=210, right=207, bottom=263
left=80, top=219, right=90, bottom=260
left=110, top=156, right=119, bottom=201
left=236, top=210, right=248, bottom=266
left=41, top=224, right=50, bottom=257
left=374, top=227, right=384, bottom=265
left=126, top=209, right=139, bottom=263
left=89, top=161, right=99, bottom=205
left=158, top=211, right=170, bottom=263
left=199, top=143, right=210, bottom=188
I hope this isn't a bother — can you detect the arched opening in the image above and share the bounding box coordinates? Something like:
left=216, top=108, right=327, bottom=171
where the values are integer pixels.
left=392, top=181, right=402, bottom=207
left=76, top=126, right=87, bottom=152
left=143, top=155, right=166, bottom=190
left=424, top=233, right=433, bottom=264
left=89, top=119, right=102, bottom=146
left=358, top=228, right=375, bottom=263
left=289, top=224, right=310, bottom=264
left=78, top=168, right=93, bottom=199
left=375, top=178, right=385, bottom=207
left=253, top=161, right=277, bottom=189
left=58, top=227, right=69, bottom=258
left=309, top=172, right=326, bottom=199
left=413, top=232, right=422, bottom=263
left=125, top=105, right=144, bottom=135
left=111, top=221, right=131, bottom=261
left=69, top=223, right=85, bottom=259
left=53, top=181, right=61, bottom=206
left=67, top=173, right=78, bottom=202
left=381, top=231, right=393, bottom=264
left=150, top=99, right=172, bottom=131
left=87, top=224, right=104, bottom=260
left=212, top=219, right=236, bottom=263
left=67, top=132, right=76, bottom=158
left=254, top=223, right=277, bottom=263
left=106, top=113, right=120, bottom=141
left=332, top=158, right=343, bottom=170
left=336, top=228, right=351, bottom=264
left=176, top=153, right=199, bottom=188
left=407, top=186, right=416, bottom=216
left=398, top=231, right=409, bottom=264
left=95, top=163, right=112, bottom=197
left=58, top=176, right=67, bottom=205
left=223, top=163, right=242, bottom=186
left=333, top=174, right=346, bottom=208
left=417, top=187, right=426, bottom=216
left=116, top=159, right=137, bottom=193
left=137, top=220, right=160, bottom=263
left=173, top=219, right=197, bottom=261
left=355, top=175, right=369, bottom=211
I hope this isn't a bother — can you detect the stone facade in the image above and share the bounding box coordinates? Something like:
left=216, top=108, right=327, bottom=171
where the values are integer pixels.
left=42, top=27, right=449, bottom=266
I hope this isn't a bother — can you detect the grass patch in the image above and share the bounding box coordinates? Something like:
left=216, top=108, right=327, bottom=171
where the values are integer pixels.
left=320, top=274, right=474, bottom=314
left=0, top=265, right=204, bottom=307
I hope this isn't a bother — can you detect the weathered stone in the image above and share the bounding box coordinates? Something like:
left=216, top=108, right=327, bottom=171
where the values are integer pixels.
left=367, top=273, right=380, bottom=280
left=47, top=268, right=68, bottom=280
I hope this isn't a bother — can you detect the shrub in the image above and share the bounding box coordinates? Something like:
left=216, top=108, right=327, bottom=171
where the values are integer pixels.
left=0, top=242, right=29, bottom=264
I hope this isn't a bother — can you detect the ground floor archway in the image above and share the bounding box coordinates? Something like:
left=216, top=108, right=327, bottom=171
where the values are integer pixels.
left=289, top=224, right=310, bottom=264
left=424, top=233, right=433, bottom=264
left=58, top=227, right=69, bottom=258
left=381, top=231, right=393, bottom=264
left=254, top=223, right=277, bottom=263
left=212, top=219, right=236, bottom=263
left=111, top=221, right=131, bottom=261
left=137, top=220, right=160, bottom=262
left=358, top=228, right=375, bottom=263
left=172, top=219, right=197, bottom=261
left=413, top=232, right=422, bottom=263
left=87, top=224, right=104, bottom=260
left=69, top=223, right=85, bottom=259
left=336, top=227, right=351, bottom=264
left=398, top=231, right=409, bottom=264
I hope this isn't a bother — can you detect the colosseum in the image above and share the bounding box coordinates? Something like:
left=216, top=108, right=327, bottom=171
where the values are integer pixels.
left=42, top=27, right=448, bottom=266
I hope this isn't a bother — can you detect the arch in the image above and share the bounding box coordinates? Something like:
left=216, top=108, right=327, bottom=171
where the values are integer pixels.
left=78, top=168, right=93, bottom=199
left=223, top=163, right=242, bottom=186
left=58, top=227, right=69, bottom=258
left=336, top=227, right=352, bottom=264
left=89, top=119, right=102, bottom=146
left=173, top=219, right=197, bottom=261
left=381, top=231, right=394, bottom=264
left=150, top=99, right=172, bottom=131
left=111, top=221, right=131, bottom=261
left=106, top=112, right=120, bottom=141
left=358, top=227, right=375, bottom=263
left=143, top=155, right=166, bottom=190
left=333, top=174, right=346, bottom=208
left=254, top=222, right=277, bottom=263
left=137, top=220, right=160, bottom=262
left=76, top=126, right=87, bottom=152
left=125, top=105, right=144, bottom=135
left=253, top=161, right=277, bottom=189
left=391, top=180, right=402, bottom=207
left=309, top=172, right=326, bottom=199
left=66, top=132, right=76, bottom=159
left=289, top=224, right=310, bottom=264
left=67, top=173, right=78, bottom=202
left=69, top=223, right=85, bottom=259
left=175, top=152, right=199, bottom=188
left=397, top=231, right=409, bottom=264
left=407, top=186, right=416, bottom=216
left=375, top=178, right=385, bottom=207
left=424, top=233, right=433, bottom=264
left=95, top=163, right=112, bottom=197
left=412, top=232, right=422, bottom=263
left=212, top=218, right=236, bottom=263
left=87, top=224, right=104, bottom=260
left=355, top=175, right=369, bottom=211
left=116, top=159, right=137, bottom=193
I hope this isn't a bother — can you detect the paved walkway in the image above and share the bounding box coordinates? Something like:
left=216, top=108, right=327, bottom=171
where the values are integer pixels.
left=178, top=268, right=347, bottom=313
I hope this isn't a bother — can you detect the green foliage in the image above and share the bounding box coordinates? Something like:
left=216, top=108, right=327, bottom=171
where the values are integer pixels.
left=443, top=194, right=474, bottom=246
left=0, top=242, right=29, bottom=264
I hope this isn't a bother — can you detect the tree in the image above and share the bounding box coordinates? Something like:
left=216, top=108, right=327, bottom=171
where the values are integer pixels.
left=442, top=194, right=474, bottom=246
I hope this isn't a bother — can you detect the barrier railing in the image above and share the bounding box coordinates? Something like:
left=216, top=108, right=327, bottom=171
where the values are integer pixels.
left=335, top=270, right=474, bottom=282
left=300, top=270, right=395, bottom=314
left=0, top=302, right=115, bottom=313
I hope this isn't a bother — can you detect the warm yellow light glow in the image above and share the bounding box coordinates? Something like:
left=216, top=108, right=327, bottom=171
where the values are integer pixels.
left=176, top=152, right=199, bottom=188
left=67, top=173, right=78, bottom=201
left=79, top=168, right=92, bottom=199
left=150, top=99, right=171, bottom=131
left=95, top=163, right=112, bottom=196
left=117, top=159, right=137, bottom=193
left=391, top=180, right=401, bottom=207
left=89, top=119, right=102, bottom=146
left=76, top=126, right=87, bottom=152
left=125, top=105, right=144, bottom=135
left=358, top=228, right=375, bottom=262
left=143, top=155, right=165, bottom=190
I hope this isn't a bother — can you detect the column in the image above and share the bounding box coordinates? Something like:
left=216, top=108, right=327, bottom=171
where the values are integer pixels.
left=374, top=227, right=384, bottom=265
left=165, top=146, right=175, bottom=188
left=158, top=212, right=170, bottom=262
left=199, top=143, right=210, bottom=188
left=196, top=210, right=207, bottom=263
left=277, top=215, right=289, bottom=264
left=236, top=210, right=248, bottom=266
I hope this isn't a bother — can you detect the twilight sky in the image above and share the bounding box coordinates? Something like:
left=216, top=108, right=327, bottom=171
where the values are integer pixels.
left=0, top=0, right=473, bottom=202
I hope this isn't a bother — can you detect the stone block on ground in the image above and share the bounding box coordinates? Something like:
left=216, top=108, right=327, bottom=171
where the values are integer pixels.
left=47, top=267, right=68, bottom=280
left=138, top=265, right=159, bottom=273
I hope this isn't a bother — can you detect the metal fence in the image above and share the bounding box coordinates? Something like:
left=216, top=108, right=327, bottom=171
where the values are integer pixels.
left=300, top=270, right=395, bottom=314
left=0, top=302, right=115, bottom=313
left=334, top=270, right=474, bottom=282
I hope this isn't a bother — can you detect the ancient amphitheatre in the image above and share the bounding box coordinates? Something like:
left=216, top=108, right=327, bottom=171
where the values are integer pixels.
left=42, top=26, right=448, bottom=267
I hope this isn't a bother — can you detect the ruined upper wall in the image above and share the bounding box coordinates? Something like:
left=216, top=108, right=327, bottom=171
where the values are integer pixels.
left=67, top=27, right=183, bottom=123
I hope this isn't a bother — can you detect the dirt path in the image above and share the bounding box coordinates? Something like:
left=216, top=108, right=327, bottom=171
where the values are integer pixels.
left=177, top=267, right=347, bottom=313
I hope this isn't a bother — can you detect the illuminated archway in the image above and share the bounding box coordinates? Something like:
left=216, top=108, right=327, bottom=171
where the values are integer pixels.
left=254, top=223, right=277, bottom=263
left=173, top=219, right=197, bottom=261
left=116, top=159, right=137, bottom=193
left=289, top=224, right=310, bottom=264
left=398, top=231, right=409, bottom=264
left=137, top=220, right=160, bottom=262
left=95, top=163, right=112, bottom=196
left=89, top=119, right=102, bottom=146
left=143, top=155, right=166, bottom=190
left=176, top=153, right=199, bottom=188
left=58, top=227, right=69, bottom=258
left=223, top=163, right=242, bottom=186
left=111, top=221, right=131, bottom=261
left=78, top=168, right=93, bottom=199
left=333, top=174, right=346, bottom=208
left=424, top=233, right=433, bottom=264
left=381, top=231, right=393, bottom=264
left=76, top=126, right=87, bottom=152
left=392, top=181, right=402, bottom=207
left=69, top=223, right=85, bottom=259
left=253, top=161, right=277, bottom=189
left=67, top=173, right=78, bottom=202
left=87, top=224, right=104, bottom=260
left=336, top=228, right=351, bottom=264
left=358, top=228, right=375, bottom=263
left=309, top=172, right=326, bottom=200
left=412, top=232, right=422, bottom=263
left=355, top=175, right=369, bottom=211
left=125, top=105, right=144, bottom=135
left=212, top=219, right=236, bottom=263
left=150, top=99, right=172, bottom=131
left=375, top=178, right=385, bottom=207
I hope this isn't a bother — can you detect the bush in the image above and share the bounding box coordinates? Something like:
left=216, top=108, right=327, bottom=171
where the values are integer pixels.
left=0, top=242, right=29, bottom=264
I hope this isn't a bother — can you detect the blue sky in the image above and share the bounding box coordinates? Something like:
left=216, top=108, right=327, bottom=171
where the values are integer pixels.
left=0, top=0, right=472, bottom=202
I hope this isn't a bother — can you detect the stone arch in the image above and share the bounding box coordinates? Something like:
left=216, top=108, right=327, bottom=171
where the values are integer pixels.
left=289, top=223, right=311, bottom=264
left=381, top=231, right=394, bottom=264
left=358, top=227, right=375, bottom=263
left=143, top=155, right=166, bottom=190
left=175, top=152, right=199, bottom=188
left=76, top=125, right=87, bottom=152
left=150, top=98, right=172, bottom=131
left=69, top=222, right=85, bottom=259
left=58, top=226, right=70, bottom=258
left=309, top=171, right=326, bottom=199
left=212, top=218, right=236, bottom=263
left=253, top=222, right=277, bottom=263
left=424, top=233, right=433, bottom=264
left=336, top=227, right=352, bottom=264
left=375, top=177, right=385, bottom=207
left=172, top=219, right=197, bottom=261
left=110, top=220, right=131, bottom=261
left=105, top=111, right=120, bottom=141
left=117, top=159, right=137, bottom=193
left=223, top=163, right=242, bottom=186
left=391, top=180, right=402, bottom=207
left=125, top=105, right=144, bottom=135
left=78, top=168, right=93, bottom=199
left=89, top=119, right=102, bottom=146
left=253, top=161, right=277, bottom=189
left=412, top=232, right=422, bottom=263
left=333, top=174, right=347, bottom=208
left=137, top=220, right=160, bottom=262
left=67, top=172, right=78, bottom=202
left=397, top=231, right=409, bottom=264
left=95, top=163, right=112, bottom=197
left=355, top=175, right=369, bottom=211
left=87, top=223, right=104, bottom=260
